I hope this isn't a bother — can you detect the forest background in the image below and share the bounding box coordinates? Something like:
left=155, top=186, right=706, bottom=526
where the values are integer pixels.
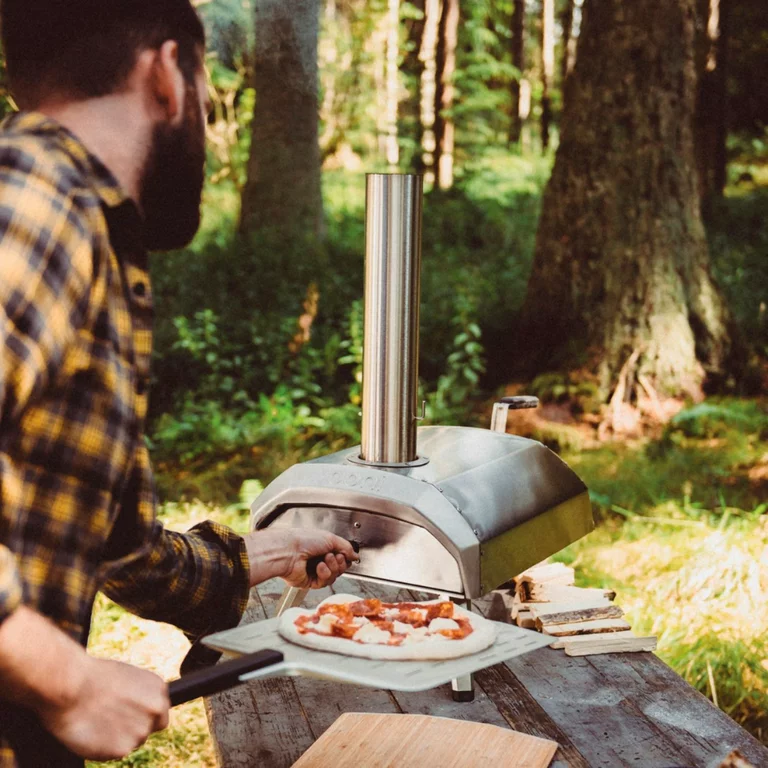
left=4, top=0, right=766, bottom=765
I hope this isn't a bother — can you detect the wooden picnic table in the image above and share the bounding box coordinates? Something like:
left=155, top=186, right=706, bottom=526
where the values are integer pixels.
left=205, top=577, right=768, bottom=767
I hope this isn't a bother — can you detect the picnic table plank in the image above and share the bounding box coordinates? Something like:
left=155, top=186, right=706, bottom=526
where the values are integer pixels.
left=204, top=581, right=768, bottom=768
left=588, top=651, right=768, bottom=764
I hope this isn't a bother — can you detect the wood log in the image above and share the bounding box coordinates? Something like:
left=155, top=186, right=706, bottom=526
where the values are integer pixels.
left=527, top=596, right=613, bottom=618
left=541, top=618, right=631, bottom=637
left=548, top=630, right=637, bottom=650
left=716, top=749, right=758, bottom=768
left=517, top=583, right=616, bottom=603
left=515, top=611, right=537, bottom=630
left=563, top=634, right=658, bottom=657
left=515, top=562, right=575, bottom=588
left=535, top=604, right=625, bottom=630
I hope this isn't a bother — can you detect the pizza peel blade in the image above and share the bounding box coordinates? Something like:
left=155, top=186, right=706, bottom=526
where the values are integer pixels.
left=186, top=617, right=553, bottom=696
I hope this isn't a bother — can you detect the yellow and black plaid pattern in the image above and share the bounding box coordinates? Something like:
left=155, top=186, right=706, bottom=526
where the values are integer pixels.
left=0, top=113, right=250, bottom=767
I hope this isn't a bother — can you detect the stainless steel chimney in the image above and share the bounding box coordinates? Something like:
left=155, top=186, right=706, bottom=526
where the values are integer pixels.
left=358, top=174, right=425, bottom=467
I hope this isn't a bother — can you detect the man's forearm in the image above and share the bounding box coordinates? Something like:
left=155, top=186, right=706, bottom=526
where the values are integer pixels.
left=0, top=605, right=88, bottom=713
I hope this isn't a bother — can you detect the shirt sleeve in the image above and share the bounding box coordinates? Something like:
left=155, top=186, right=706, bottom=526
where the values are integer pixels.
left=100, top=448, right=251, bottom=643
left=0, top=545, right=22, bottom=624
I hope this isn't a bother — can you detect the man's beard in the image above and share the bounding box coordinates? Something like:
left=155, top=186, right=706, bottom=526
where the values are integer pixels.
left=140, top=83, right=206, bottom=251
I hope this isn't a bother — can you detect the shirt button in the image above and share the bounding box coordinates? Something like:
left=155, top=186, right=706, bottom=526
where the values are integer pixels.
left=133, top=282, right=147, bottom=297
left=137, top=378, right=148, bottom=396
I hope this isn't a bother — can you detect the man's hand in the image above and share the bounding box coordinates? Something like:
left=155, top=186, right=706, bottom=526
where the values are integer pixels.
left=0, top=606, right=169, bottom=761
left=36, top=657, right=170, bottom=761
left=243, top=529, right=358, bottom=588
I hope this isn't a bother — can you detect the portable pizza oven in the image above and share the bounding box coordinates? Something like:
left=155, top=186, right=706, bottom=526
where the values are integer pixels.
left=250, top=174, right=594, bottom=696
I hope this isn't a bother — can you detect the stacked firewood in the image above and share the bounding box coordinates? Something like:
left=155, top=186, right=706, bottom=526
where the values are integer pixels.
left=507, top=563, right=657, bottom=657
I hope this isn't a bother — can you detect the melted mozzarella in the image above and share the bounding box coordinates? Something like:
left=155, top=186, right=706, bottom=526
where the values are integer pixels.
left=352, top=616, right=370, bottom=626
left=312, top=614, right=339, bottom=635
left=428, top=618, right=460, bottom=632
left=352, top=623, right=392, bottom=644
left=392, top=620, right=413, bottom=635
left=402, top=627, right=430, bottom=644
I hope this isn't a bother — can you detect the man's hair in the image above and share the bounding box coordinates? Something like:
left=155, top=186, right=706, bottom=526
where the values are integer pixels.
left=1, top=0, right=205, bottom=105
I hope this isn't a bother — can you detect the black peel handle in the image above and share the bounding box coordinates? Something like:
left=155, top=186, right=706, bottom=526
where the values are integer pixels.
left=168, top=649, right=284, bottom=706
left=306, top=539, right=361, bottom=581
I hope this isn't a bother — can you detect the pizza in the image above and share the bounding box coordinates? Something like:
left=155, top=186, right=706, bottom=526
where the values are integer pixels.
left=277, top=594, right=497, bottom=660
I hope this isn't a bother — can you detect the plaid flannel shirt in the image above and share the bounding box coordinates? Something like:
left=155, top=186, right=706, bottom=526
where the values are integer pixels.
left=0, top=112, right=251, bottom=767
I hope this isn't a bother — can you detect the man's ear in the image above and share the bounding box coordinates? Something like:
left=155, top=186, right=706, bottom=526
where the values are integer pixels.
left=148, top=40, right=186, bottom=125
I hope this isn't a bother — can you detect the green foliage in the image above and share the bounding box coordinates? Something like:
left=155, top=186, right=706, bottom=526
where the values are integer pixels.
left=570, top=397, right=767, bottom=522
left=225, top=478, right=264, bottom=514
left=708, top=184, right=768, bottom=365
left=198, top=0, right=253, bottom=71
left=668, top=399, right=768, bottom=439
left=427, top=305, right=486, bottom=424
left=529, top=371, right=602, bottom=414
left=148, top=153, right=549, bottom=479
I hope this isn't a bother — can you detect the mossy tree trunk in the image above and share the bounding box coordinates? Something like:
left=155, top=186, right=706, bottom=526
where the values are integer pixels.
left=520, top=0, right=734, bottom=400
left=240, top=0, right=323, bottom=238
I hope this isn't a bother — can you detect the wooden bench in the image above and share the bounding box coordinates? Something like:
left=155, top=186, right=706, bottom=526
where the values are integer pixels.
left=205, top=577, right=768, bottom=767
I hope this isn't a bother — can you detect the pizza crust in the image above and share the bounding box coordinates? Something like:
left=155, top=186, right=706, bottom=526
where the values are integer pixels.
left=277, top=599, right=497, bottom=661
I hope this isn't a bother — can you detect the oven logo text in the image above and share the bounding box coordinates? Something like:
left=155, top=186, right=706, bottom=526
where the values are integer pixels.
left=329, top=472, right=386, bottom=493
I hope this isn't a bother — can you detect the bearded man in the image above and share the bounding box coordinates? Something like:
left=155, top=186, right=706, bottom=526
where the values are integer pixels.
left=0, top=2, right=356, bottom=765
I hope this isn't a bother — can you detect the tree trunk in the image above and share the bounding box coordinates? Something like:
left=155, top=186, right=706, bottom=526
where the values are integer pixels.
left=385, top=0, right=401, bottom=167
left=520, top=0, right=734, bottom=400
left=433, top=0, right=459, bottom=189
left=695, top=0, right=730, bottom=211
left=560, top=0, right=576, bottom=84
left=240, top=0, right=323, bottom=238
left=540, top=0, right=555, bottom=150
left=509, top=0, right=525, bottom=144
left=420, top=0, right=440, bottom=182
left=400, top=0, right=426, bottom=172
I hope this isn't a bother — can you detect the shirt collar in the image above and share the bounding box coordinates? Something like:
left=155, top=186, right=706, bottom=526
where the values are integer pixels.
left=1, top=111, right=130, bottom=210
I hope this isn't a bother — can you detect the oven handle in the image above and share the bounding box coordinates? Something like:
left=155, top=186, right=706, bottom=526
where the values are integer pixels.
left=168, top=649, right=284, bottom=706
left=306, top=539, right=360, bottom=581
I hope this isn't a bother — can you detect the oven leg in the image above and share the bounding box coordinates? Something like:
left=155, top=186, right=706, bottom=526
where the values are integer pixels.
left=451, top=673, right=475, bottom=702
left=451, top=598, right=475, bottom=702
left=275, top=586, right=310, bottom=617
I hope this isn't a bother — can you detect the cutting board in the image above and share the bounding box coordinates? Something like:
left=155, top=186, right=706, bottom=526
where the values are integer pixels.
left=291, top=713, right=558, bottom=768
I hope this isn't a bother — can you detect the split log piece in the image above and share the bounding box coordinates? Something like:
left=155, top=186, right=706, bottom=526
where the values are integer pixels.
left=563, top=634, right=658, bottom=657
left=535, top=604, right=625, bottom=630
left=541, top=618, right=631, bottom=637
left=517, top=583, right=616, bottom=603
left=548, top=630, right=637, bottom=650
left=515, top=562, right=575, bottom=588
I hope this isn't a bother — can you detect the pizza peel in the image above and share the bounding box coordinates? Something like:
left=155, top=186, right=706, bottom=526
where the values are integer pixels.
left=167, top=616, right=553, bottom=706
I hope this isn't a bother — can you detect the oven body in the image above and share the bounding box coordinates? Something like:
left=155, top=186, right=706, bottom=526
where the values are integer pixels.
left=251, top=425, right=593, bottom=600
